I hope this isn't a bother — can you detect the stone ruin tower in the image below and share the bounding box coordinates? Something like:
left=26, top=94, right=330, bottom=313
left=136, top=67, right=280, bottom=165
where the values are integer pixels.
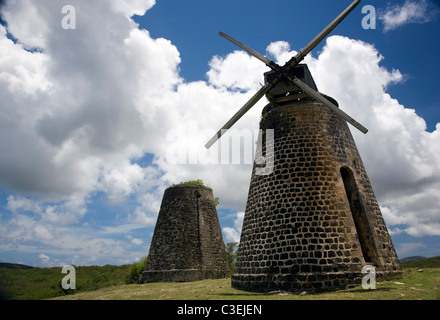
left=142, top=183, right=230, bottom=283
left=231, top=65, right=402, bottom=292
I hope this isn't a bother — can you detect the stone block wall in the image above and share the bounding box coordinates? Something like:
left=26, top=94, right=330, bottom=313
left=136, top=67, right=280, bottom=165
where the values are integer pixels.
left=231, top=100, right=401, bottom=293
left=142, top=184, right=230, bottom=283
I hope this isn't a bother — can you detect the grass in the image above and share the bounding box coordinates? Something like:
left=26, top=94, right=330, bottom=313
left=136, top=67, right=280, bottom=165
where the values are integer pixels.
left=51, top=267, right=440, bottom=300
left=2, top=257, right=439, bottom=300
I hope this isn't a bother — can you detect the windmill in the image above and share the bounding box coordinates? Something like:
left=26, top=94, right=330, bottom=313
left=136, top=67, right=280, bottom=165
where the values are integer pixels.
left=205, top=0, right=401, bottom=292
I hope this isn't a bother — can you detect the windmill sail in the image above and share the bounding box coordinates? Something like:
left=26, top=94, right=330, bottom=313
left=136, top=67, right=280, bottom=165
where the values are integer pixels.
left=290, top=76, right=368, bottom=134
left=205, top=0, right=365, bottom=149
left=205, top=82, right=273, bottom=149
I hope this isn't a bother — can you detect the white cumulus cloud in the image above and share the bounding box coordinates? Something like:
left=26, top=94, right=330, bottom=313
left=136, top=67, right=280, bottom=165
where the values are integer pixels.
left=38, top=253, right=50, bottom=264
left=379, top=0, right=439, bottom=32
left=223, top=211, right=244, bottom=243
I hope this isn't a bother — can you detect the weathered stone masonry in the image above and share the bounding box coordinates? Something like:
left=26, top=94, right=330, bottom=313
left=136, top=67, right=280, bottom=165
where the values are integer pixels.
left=142, top=184, right=230, bottom=283
left=231, top=95, right=401, bottom=293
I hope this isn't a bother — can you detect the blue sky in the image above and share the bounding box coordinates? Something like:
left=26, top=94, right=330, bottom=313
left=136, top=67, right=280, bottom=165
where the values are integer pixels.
left=138, top=0, right=440, bottom=130
left=0, top=0, right=439, bottom=268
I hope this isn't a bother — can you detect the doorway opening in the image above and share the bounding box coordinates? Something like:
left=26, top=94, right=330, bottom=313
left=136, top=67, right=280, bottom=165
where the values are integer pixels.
left=340, top=167, right=379, bottom=266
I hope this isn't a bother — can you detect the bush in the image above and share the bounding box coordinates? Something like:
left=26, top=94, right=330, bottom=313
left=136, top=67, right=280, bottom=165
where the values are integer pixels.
left=125, top=257, right=147, bottom=284
left=179, top=179, right=205, bottom=186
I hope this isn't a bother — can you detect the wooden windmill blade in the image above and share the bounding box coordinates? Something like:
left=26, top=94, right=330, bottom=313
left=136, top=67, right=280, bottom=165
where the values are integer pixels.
left=204, top=33, right=281, bottom=149
left=204, top=81, right=274, bottom=149
left=289, top=76, right=368, bottom=134
left=218, top=32, right=280, bottom=71
left=285, top=0, right=361, bottom=70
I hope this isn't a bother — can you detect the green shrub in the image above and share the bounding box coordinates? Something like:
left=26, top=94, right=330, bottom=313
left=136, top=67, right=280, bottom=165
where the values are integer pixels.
left=179, top=179, right=205, bottom=186
left=125, top=257, right=147, bottom=284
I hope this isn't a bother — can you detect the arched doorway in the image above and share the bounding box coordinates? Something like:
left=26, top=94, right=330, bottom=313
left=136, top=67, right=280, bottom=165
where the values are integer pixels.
left=340, top=167, right=379, bottom=266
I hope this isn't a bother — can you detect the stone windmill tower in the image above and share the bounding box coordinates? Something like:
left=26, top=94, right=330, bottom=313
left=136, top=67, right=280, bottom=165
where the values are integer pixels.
left=142, top=183, right=230, bottom=283
left=205, top=0, right=401, bottom=292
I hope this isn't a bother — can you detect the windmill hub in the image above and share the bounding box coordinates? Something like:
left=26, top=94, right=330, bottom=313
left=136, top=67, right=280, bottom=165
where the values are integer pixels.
left=265, top=64, right=340, bottom=108
left=265, top=64, right=325, bottom=105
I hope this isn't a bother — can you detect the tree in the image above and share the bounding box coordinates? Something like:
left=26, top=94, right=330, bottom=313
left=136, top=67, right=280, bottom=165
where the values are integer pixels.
left=225, top=242, right=238, bottom=275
